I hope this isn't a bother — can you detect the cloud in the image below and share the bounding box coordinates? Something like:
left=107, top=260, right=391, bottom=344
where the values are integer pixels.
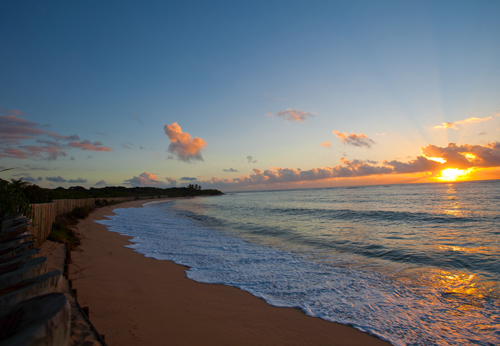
left=202, top=162, right=392, bottom=188
left=263, top=92, right=283, bottom=103
left=68, top=140, right=113, bottom=152
left=22, top=165, right=55, bottom=171
left=122, top=142, right=134, bottom=149
left=421, top=142, right=500, bottom=168
left=333, top=158, right=393, bottom=177
left=95, top=180, right=107, bottom=186
left=18, top=176, right=38, bottom=183
left=123, top=172, right=167, bottom=187
left=333, top=131, right=375, bottom=148
left=223, top=168, right=239, bottom=172
left=46, top=176, right=67, bottom=183
left=383, top=156, right=442, bottom=174
left=0, top=114, right=54, bottom=143
left=192, top=141, right=500, bottom=190
left=68, top=177, right=87, bottom=184
left=0, top=109, right=27, bottom=116
left=266, top=108, right=316, bottom=122
left=320, top=141, right=331, bottom=148
left=129, top=112, right=143, bottom=125
left=0, top=145, right=68, bottom=161
left=383, top=142, right=500, bottom=173
left=0, top=113, right=113, bottom=160
left=95, top=131, right=109, bottom=136
left=179, top=177, right=197, bottom=181
left=164, top=122, right=207, bottom=162
left=247, top=155, right=257, bottom=163
left=435, top=122, right=460, bottom=130
left=58, top=134, right=80, bottom=141
left=165, top=177, right=177, bottom=186
left=433, top=114, right=500, bottom=130
left=44, top=176, right=88, bottom=184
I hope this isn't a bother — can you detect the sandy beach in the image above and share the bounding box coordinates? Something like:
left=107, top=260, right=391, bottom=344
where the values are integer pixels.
left=70, top=198, right=391, bottom=346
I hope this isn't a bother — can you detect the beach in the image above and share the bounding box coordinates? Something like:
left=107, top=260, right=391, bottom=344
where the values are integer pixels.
left=70, top=198, right=391, bottom=346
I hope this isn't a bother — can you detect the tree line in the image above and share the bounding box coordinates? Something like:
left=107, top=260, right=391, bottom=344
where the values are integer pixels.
left=1, top=178, right=223, bottom=204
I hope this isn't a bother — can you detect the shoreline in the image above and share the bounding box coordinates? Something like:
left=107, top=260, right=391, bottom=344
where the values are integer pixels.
left=71, top=198, right=391, bottom=345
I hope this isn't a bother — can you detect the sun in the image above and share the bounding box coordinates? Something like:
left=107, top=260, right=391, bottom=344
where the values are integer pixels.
left=436, top=168, right=471, bottom=182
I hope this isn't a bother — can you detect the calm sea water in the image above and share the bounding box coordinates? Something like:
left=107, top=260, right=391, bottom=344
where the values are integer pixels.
left=97, top=180, right=500, bottom=346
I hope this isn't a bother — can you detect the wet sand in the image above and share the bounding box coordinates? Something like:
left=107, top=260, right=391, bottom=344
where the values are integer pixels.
left=71, top=198, right=391, bottom=346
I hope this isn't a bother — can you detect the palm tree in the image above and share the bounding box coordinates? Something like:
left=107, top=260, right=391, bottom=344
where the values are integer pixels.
left=0, top=171, right=34, bottom=231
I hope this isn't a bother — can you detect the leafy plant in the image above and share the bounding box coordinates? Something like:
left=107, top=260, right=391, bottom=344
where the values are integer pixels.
left=0, top=171, right=34, bottom=231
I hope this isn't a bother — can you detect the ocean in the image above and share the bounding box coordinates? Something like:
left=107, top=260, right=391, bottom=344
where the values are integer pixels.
left=96, top=180, right=500, bottom=346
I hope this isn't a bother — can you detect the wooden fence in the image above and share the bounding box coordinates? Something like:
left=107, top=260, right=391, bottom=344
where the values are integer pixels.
left=28, top=197, right=136, bottom=247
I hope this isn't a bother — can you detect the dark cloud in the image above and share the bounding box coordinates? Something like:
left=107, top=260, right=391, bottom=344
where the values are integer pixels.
left=0, top=113, right=113, bottom=160
left=46, top=176, right=67, bottom=183
left=22, top=165, right=55, bottom=171
left=223, top=168, right=239, bottom=172
left=384, top=156, right=442, bottom=174
left=179, top=177, right=197, bottom=181
left=0, top=109, right=27, bottom=116
left=266, top=108, right=316, bottom=122
left=123, top=172, right=167, bottom=187
left=129, top=112, right=143, bottom=125
left=333, top=131, right=375, bottom=148
left=68, top=177, right=87, bottom=184
left=195, top=142, right=500, bottom=189
left=247, top=155, right=257, bottom=163
left=68, top=140, right=112, bottom=152
left=166, top=177, right=177, bottom=186
left=19, top=176, right=37, bottom=183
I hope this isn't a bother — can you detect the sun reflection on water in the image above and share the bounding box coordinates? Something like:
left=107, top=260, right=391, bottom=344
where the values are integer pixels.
left=401, top=268, right=498, bottom=308
left=438, top=245, right=490, bottom=254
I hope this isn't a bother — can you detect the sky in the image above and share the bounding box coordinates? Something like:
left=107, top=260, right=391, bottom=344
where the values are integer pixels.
left=1, top=0, right=500, bottom=192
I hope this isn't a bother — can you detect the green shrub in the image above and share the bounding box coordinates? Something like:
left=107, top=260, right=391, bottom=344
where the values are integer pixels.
left=66, top=206, right=92, bottom=220
left=47, top=206, right=92, bottom=249
left=48, top=221, right=80, bottom=249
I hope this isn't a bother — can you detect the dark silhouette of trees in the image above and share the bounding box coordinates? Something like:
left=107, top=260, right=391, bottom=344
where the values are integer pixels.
left=0, top=175, right=34, bottom=230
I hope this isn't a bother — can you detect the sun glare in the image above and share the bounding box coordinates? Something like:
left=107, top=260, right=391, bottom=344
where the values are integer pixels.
left=437, top=168, right=471, bottom=182
left=464, top=153, right=476, bottom=161
left=427, top=157, right=447, bottom=164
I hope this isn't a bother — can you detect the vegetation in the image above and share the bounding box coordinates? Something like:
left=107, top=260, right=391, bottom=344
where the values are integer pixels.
left=47, top=206, right=93, bottom=249
left=0, top=175, right=34, bottom=230
left=1, top=169, right=222, bottom=239
left=19, top=183, right=223, bottom=203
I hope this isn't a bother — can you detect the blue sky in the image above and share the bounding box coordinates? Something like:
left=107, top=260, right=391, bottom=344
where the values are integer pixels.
left=1, top=1, right=500, bottom=191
